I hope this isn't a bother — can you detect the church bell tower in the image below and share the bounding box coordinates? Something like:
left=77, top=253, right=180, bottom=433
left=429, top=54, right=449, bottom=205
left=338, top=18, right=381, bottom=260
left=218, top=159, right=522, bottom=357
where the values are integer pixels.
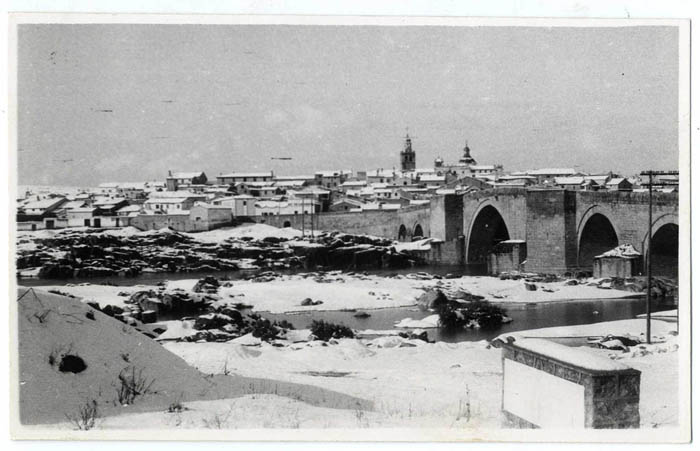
left=400, top=133, right=416, bottom=172
left=458, top=140, right=477, bottom=165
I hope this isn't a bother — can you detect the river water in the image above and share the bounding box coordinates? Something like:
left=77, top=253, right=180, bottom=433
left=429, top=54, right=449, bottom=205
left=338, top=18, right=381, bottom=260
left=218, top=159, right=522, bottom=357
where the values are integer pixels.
left=261, top=297, right=676, bottom=343
left=19, top=265, right=677, bottom=343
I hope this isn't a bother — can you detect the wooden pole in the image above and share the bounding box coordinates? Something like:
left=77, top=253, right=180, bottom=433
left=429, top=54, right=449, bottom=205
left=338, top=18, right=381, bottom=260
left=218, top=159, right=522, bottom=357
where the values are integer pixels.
left=301, top=197, right=305, bottom=238
left=646, top=171, right=652, bottom=344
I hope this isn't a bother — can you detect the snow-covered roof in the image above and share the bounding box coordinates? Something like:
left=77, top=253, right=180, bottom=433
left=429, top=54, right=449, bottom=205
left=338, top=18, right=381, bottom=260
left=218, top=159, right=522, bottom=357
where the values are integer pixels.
left=219, top=172, right=273, bottom=178
left=60, top=200, right=87, bottom=210
left=274, top=180, right=306, bottom=187
left=341, top=180, right=367, bottom=187
left=367, top=169, right=396, bottom=178
left=192, top=202, right=231, bottom=210
left=315, top=170, right=351, bottom=177
left=144, top=198, right=190, bottom=204
left=470, top=165, right=497, bottom=170
left=168, top=172, right=205, bottom=179
left=332, top=198, right=365, bottom=206
left=584, top=175, right=610, bottom=182
left=148, top=191, right=204, bottom=199
left=273, top=175, right=315, bottom=181
left=117, top=205, right=142, bottom=213
left=607, top=177, right=629, bottom=186
left=499, top=175, right=537, bottom=181
left=23, top=198, right=66, bottom=209
left=420, top=175, right=446, bottom=182
left=595, top=244, right=641, bottom=259
left=93, top=197, right=127, bottom=206
left=554, top=176, right=585, bottom=185
left=526, top=168, right=578, bottom=176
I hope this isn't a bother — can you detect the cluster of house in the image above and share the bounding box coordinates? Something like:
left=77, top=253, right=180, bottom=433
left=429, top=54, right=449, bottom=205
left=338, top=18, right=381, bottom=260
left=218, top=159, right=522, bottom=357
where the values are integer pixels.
left=16, top=136, right=678, bottom=232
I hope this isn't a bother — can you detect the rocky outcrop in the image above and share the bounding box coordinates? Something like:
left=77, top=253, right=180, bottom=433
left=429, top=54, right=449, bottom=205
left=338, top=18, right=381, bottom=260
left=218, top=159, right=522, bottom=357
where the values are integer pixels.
left=18, top=227, right=423, bottom=280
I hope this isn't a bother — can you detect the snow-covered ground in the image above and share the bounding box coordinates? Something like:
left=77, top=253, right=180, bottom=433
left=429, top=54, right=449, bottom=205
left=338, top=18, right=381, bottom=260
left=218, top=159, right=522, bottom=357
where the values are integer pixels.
left=183, top=224, right=303, bottom=243
left=34, top=272, right=642, bottom=314
left=154, top=318, right=678, bottom=430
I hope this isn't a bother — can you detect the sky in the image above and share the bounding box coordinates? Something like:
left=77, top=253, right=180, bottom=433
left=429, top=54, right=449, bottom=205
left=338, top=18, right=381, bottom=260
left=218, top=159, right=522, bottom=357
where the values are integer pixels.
left=17, top=24, right=679, bottom=186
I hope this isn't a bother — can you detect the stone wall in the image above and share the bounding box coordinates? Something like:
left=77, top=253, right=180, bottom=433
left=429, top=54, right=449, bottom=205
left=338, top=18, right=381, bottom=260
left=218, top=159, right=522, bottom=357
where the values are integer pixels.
left=131, top=214, right=194, bottom=232
left=575, top=191, right=679, bottom=262
left=487, top=241, right=526, bottom=275
left=524, top=190, right=578, bottom=273
left=429, top=237, right=465, bottom=265
left=500, top=340, right=641, bottom=429
left=254, top=205, right=431, bottom=240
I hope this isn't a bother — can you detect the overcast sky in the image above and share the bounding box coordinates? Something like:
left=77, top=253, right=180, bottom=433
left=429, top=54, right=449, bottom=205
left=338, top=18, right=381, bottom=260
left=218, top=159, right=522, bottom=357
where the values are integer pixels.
left=18, top=24, right=679, bottom=186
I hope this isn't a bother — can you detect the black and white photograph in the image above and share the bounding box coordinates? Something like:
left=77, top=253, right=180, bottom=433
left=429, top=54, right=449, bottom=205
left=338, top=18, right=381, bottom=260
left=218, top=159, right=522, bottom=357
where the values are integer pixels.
left=6, top=10, right=691, bottom=443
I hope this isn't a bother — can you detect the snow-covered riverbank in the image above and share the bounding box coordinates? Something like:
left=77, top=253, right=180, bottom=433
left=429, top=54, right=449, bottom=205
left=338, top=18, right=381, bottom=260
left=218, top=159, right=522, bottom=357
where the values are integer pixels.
left=33, top=271, right=642, bottom=314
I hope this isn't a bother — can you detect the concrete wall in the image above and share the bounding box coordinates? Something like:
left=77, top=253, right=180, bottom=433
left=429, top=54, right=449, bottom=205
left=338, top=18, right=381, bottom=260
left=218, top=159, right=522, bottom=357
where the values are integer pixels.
left=500, top=340, right=641, bottom=429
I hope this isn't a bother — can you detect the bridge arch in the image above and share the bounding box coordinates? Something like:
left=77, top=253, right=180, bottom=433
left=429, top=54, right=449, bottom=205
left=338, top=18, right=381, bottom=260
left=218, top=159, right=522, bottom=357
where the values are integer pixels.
left=641, top=213, right=679, bottom=278
left=398, top=224, right=407, bottom=241
left=465, top=202, right=510, bottom=267
left=413, top=223, right=424, bottom=239
left=577, top=212, right=619, bottom=269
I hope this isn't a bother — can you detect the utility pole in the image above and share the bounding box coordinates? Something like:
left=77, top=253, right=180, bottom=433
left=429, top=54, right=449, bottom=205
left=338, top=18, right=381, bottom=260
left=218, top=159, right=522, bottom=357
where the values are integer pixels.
left=301, top=197, right=305, bottom=238
left=640, top=170, right=679, bottom=345
left=646, top=170, right=653, bottom=345
left=310, top=195, right=315, bottom=239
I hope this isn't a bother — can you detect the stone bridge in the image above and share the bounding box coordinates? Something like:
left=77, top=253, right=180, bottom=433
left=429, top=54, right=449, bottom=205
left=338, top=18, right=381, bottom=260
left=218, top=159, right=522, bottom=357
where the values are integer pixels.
left=253, top=188, right=678, bottom=275
left=255, top=204, right=431, bottom=241
left=430, top=188, right=679, bottom=274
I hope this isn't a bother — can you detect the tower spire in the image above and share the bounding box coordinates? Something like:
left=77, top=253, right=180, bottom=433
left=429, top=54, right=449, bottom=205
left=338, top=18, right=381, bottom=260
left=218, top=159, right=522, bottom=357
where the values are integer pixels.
left=400, top=129, right=416, bottom=172
left=459, top=139, right=477, bottom=165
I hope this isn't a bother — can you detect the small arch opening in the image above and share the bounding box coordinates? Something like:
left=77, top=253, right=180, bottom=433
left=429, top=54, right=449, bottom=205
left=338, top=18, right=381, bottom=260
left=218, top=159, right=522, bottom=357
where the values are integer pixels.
left=413, top=224, right=424, bottom=239
left=398, top=224, right=407, bottom=241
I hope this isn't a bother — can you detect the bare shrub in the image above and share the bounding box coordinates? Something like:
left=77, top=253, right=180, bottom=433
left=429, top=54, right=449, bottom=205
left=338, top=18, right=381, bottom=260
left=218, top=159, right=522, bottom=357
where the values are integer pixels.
left=456, top=383, right=471, bottom=422
left=202, top=403, right=235, bottom=429
left=65, top=399, right=99, bottom=430
left=167, top=394, right=187, bottom=413
left=116, top=366, right=155, bottom=405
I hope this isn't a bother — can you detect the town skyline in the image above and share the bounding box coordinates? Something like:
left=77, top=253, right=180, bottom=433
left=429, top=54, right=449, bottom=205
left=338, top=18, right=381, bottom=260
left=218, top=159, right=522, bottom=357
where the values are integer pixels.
left=18, top=24, right=679, bottom=186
